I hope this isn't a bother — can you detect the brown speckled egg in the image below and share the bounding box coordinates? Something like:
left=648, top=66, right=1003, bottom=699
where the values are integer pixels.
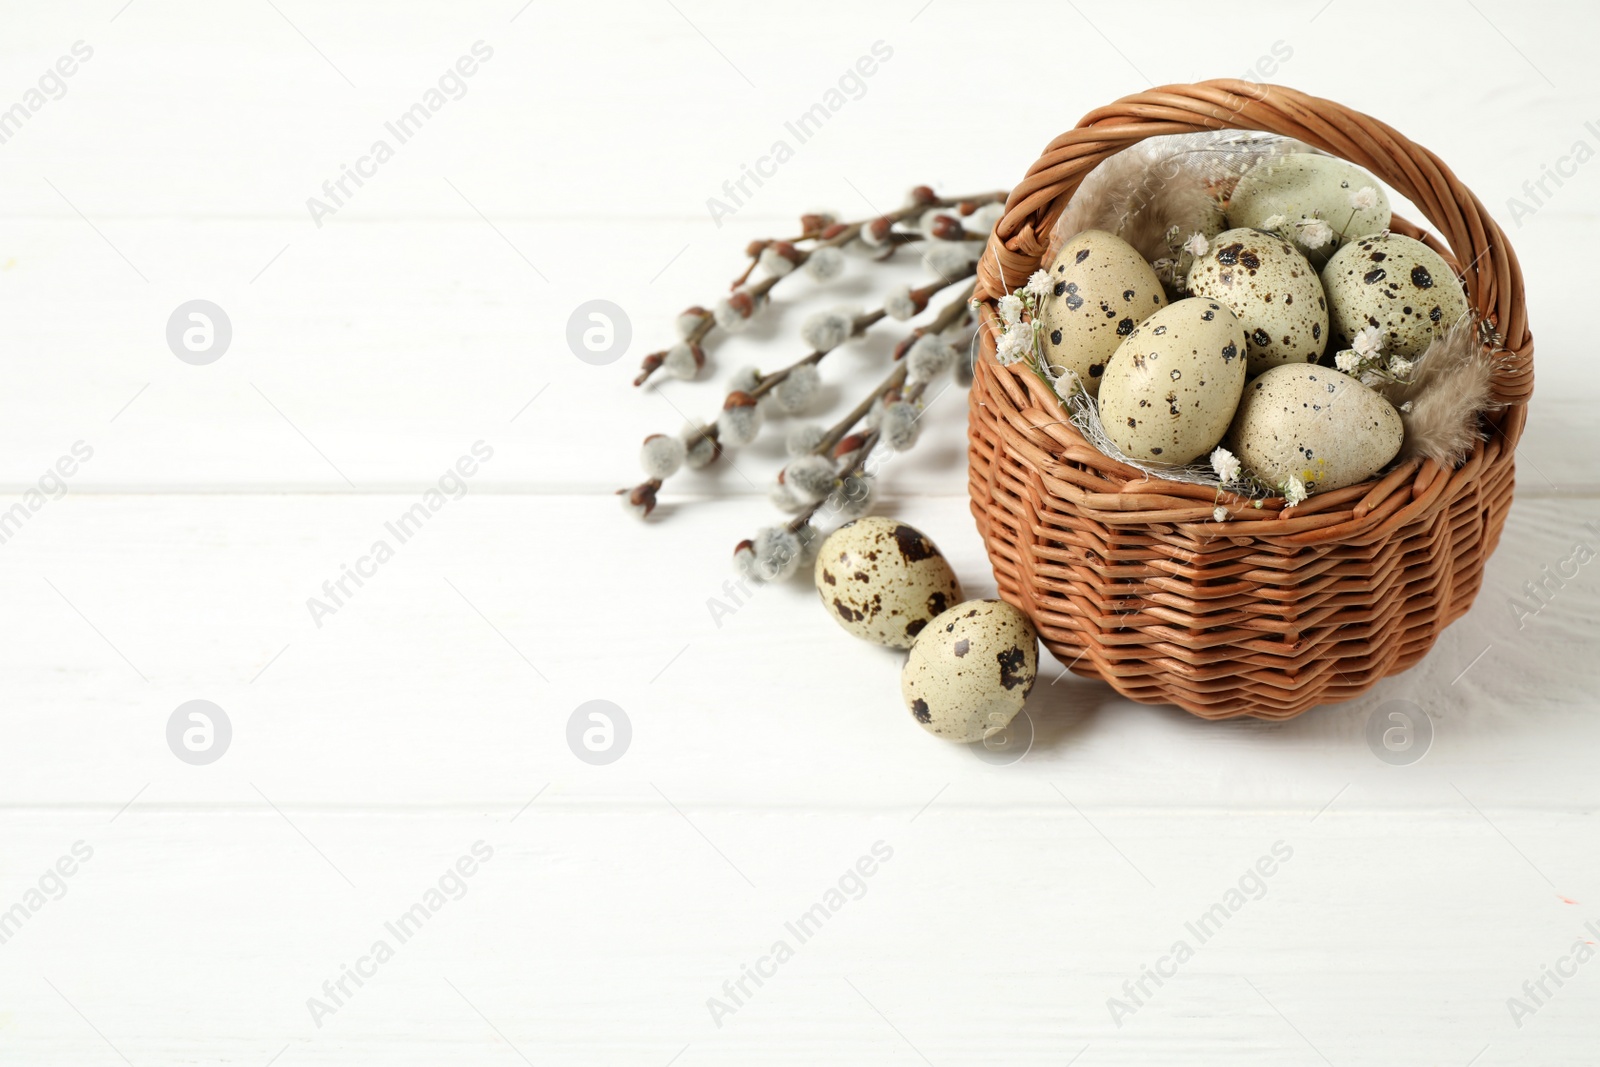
left=1322, top=233, right=1468, bottom=359
left=1226, top=153, right=1391, bottom=267
left=1097, top=297, right=1248, bottom=466
left=813, top=517, right=961, bottom=649
left=1036, top=229, right=1167, bottom=396
left=1227, top=364, right=1403, bottom=492
left=1187, top=227, right=1329, bottom=375
left=901, top=599, right=1037, bottom=743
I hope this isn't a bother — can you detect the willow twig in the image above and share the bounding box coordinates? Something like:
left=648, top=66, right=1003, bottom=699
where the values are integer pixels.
left=633, top=188, right=1006, bottom=387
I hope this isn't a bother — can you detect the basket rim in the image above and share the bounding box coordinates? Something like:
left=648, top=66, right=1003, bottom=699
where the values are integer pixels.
left=969, top=80, right=1530, bottom=537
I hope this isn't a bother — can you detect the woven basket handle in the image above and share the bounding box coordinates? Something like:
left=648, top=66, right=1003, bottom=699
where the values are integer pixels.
left=975, top=80, right=1532, bottom=410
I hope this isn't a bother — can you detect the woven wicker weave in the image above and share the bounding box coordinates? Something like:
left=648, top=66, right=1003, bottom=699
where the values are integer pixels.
left=968, top=81, right=1532, bottom=720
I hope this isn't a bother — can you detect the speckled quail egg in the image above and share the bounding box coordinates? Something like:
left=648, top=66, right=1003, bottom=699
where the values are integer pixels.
left=814, top=517, right=962, bottom=649
left=901, top=599, right=1038, bottom=743
left=1036, top=229, right=1168, bottom=396
left=1227, top=364, right=1403, bottom=492
left=1227, top=153, right=1391, bottom=267
left=1322, top=233, right=1469, bottom=359
left=1096, top=297, right=1249, bottom=466
left=1187, top=227, right=1329, bottom=375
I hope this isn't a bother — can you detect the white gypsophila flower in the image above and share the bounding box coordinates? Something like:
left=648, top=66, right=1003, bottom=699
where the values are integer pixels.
left=885, top=287, right=920, bottom=322
left=1024, top=269, right=1054, bottom=301
left=773, top=363, right=821, bottom=414
left=923, top=239, right=978, bottom=278
left=768, top=477, right=805, bottom=513
left=1334, top=350, right=1361, bottom=374
left=752, top=525, right=803, bottom=581
left=1261, top=213, right=1287, bottom=230
left=716, top=403, right=762, bottom=446
left=681, top=426, right=717, bottom=469
left=785, top=422, right=826, bottom=457
left=1352, top=324, right=1385, bottom=359
left=784, top=455, right=837, bottom=501
left=1349, top=186, right=1379, bottom=211
left=1387, top=355, right=1414, bottom=379
left=1209, top=446, right=1241, bottom=485
left=804, top=245, right=845, bottom=282
left=758, top=245, right=796, bottom=278
left=1213, top=506, right=1228, bottom=522
left=906, top=334, right=957, bottom=384
left=675, top=309, right=706, bottom=340
left=714, top=294, right=755, bottom=332
left=994, top=323, right=1034, bottom=366
left=640, top=434, right=686, bottom=480
left=880, top=401, right=921, bottom=451
left=1183, top=233, right=1209, bottom=257
left=1282, top=475, right=1308, bottom=508
left=1400, top=400, right=1414, bottom=413
left=1297, top=218, right=1335, bottom=249
left=998, top=293, right=1024, bottom=325
left=728, top=365, right=762, bottom=394
left=826, top=472, right=874, bottom=521
left=661, top=342, right=701, bottom=380
left=801, top=307, right=856, bottom=351
left=1052, top=366, right=1082, bottom=402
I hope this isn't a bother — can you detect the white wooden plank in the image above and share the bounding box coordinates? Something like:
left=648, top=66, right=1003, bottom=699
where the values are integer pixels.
left=0, top=214, right=1594, bottom=493
left=3, top=492, right=1598, bottom=810
left=2, top=1, right=1598, bottom=1063
left=0, top=808, right=1594, bottom=1064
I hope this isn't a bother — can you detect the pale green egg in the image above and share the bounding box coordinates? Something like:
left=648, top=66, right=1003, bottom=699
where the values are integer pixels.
left=1097, top=297, right=1249, bottom=466
left=1036, top=229, right=1167, bottom=396
left=1227, top=364, right=1403, bottom=492
left=902, top=599, right=1038, bottom=743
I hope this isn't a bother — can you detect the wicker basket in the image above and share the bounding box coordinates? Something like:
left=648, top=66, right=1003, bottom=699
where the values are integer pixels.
left=968, top=81, right=1533, bottom=720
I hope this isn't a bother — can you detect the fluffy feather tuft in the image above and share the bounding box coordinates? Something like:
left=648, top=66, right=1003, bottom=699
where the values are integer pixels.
left=1382, top=314, right=1501, bottom=466
left=1049, top=132, right=1308, bottom=267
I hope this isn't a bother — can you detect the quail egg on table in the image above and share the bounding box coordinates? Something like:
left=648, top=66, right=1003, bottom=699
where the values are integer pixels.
left=1096, top=297, right=1249, bottom=466
left=1035, top=229, right=1168, bottom=395
left=813, top=517, right=962, bottom=649
left=1322, top=233, right=1469, bottom=359
left=1187, top=227, right=1329, bottom=375
left=901, top=599, right=1038, bottom=743
left=1226, top=153, right=1391, bottom=266
left=1226, top=364, right=1403, bottom=492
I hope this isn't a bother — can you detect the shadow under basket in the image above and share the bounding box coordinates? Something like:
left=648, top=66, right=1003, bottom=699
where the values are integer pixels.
left=967, top=81, right=1533, bottom=720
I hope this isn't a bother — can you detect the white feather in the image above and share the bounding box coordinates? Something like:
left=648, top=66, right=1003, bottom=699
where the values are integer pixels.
left=1049, top=132, right=1309, bottom=267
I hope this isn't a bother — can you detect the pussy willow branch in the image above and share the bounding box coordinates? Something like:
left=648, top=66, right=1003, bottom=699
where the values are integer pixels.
left=633, top=188, right=1006, bottom=387
left=784, top=428, right=881, bottom=537
left=618, top=267, right=977, bottom=514
left=726, top=286, right=975, bottom=553
left=746, top=265, right=974, bottom=404
left=812, top=280, right=976, bottom=457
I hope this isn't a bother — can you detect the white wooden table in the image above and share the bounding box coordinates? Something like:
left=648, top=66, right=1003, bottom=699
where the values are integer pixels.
left=3, top=1, right=1598, bottom=1063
